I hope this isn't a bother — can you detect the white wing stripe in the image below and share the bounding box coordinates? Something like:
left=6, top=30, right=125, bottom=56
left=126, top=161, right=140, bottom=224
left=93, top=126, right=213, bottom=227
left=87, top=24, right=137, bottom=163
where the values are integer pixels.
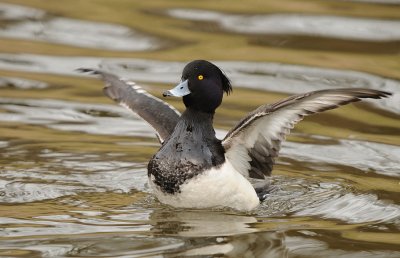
left=223, top=88, right=391, bottom=179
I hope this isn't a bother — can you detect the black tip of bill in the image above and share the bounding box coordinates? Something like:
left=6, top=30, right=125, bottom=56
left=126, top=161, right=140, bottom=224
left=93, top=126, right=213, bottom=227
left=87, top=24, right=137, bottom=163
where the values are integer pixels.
left=163, top=91, right=172, bottom=97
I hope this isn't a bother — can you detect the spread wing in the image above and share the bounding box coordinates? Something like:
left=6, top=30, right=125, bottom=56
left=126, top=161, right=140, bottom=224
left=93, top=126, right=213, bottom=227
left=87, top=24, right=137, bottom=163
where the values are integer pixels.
left=222, top=88, right=391, bottom=179
left=78, top=69, right=180, bottom=143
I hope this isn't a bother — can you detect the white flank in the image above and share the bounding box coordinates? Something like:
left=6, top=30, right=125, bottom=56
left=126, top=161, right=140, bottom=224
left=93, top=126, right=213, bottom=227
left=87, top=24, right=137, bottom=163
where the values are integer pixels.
left=149, top=160, right=260, bottom=211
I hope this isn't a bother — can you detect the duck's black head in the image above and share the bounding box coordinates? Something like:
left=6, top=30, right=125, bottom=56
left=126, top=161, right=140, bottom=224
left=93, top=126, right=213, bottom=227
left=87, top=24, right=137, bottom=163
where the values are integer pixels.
left=163, top=60, right=232, bottom=113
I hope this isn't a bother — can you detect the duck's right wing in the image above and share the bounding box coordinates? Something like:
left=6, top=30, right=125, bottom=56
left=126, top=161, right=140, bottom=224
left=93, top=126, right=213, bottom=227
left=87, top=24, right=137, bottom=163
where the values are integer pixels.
left=222, top=88, right=391, bottom=180
left=78, top=69, right=181, bottom=143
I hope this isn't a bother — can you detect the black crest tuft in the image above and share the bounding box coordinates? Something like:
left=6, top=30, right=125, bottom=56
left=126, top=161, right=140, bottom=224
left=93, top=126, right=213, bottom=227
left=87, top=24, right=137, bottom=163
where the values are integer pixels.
left=218, top=67, right=232, bottom=95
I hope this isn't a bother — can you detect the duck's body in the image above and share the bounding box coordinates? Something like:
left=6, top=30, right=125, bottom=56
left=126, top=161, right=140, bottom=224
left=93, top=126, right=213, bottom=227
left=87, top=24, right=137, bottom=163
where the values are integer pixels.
left=148, top=108, right=260, bottom=211
left=80, top=60, right=391, bottom=211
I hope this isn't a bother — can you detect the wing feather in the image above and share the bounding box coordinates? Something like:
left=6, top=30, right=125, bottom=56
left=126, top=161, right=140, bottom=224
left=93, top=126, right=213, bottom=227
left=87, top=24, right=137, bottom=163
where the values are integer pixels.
left=222, top=88, right=391, bottom=179
left=78, top=69, right=180, bottom=142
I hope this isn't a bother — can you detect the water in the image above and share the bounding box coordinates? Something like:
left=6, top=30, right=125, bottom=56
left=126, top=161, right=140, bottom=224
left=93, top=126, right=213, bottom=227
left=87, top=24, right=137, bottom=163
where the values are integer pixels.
left=0, top=1, right=399, bottom=257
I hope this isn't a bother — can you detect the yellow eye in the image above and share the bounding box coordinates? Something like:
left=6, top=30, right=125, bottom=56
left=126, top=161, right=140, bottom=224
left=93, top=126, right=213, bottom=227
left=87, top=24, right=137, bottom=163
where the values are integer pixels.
left=198, top=75, right=204, bottom=80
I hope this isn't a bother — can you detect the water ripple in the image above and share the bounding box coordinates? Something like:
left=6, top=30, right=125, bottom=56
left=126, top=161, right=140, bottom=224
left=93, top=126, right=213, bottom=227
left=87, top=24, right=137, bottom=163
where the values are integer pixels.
left=0, top=97, right=159, bottom=138
left=0, top=77, right=48, bottom=89
left=295, top=193, right=400, bottom=223
left=167, top=8, right=400, bottom=41
left=0, top=164, right=147, bottom=203
left=286, top=236, right=400, bottom=258
left=0, top=3, right=160, bottom=51
left=282, top=138, right=400, bottom=177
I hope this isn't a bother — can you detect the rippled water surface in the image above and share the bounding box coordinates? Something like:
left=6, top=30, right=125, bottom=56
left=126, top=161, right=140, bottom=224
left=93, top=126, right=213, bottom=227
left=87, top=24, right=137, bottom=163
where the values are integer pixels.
left=0, top=0, right=399, bottom=257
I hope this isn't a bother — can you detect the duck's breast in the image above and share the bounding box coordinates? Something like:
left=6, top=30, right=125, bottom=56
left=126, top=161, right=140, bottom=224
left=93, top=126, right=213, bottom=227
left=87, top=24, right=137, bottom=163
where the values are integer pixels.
left=149, top=159, right=260, bottom=211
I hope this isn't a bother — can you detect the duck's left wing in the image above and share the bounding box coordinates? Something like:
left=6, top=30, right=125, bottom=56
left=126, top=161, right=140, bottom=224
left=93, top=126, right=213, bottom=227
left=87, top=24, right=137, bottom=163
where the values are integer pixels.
left=78, top=69, right=181, bottom=143
left=222, top=88, right=391, bottom=179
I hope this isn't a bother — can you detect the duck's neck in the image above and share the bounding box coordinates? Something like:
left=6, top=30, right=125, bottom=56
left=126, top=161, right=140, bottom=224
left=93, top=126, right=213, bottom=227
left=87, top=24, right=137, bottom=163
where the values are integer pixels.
left=182, top=108, right=214, bottom=121
left=179, top=108, right=215, bottom=135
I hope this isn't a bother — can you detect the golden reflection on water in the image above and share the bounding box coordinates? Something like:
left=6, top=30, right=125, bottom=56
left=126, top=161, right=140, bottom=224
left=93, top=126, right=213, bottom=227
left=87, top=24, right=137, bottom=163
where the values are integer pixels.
left=0, top=0, right=400, bottom=257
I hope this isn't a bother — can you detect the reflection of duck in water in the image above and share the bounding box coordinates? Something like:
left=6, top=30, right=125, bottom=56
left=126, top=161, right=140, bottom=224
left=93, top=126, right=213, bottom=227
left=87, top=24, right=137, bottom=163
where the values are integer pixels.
left=148, top=209, right=287, bottom=257
left=79, top=60, right=391, bottom=211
